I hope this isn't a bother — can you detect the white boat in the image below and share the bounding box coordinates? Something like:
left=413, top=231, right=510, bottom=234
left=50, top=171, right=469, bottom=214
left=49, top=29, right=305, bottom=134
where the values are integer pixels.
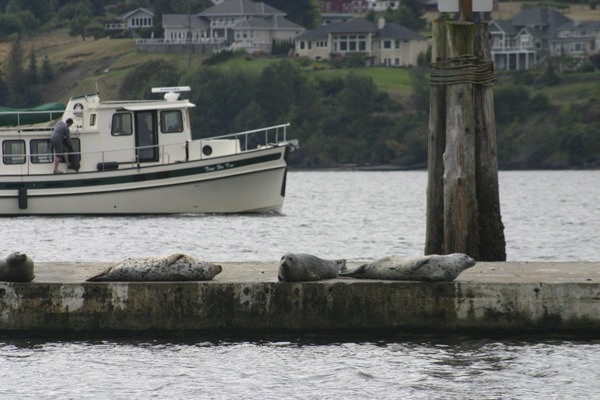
left=0, top=87, right=298, bottom=215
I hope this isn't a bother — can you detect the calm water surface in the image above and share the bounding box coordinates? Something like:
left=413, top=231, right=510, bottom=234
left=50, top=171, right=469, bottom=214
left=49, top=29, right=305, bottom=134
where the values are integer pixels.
left=1, top=170, right=600, bottom=399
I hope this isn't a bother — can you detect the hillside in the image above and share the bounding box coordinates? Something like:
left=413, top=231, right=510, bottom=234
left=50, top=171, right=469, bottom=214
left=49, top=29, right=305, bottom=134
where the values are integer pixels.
left=0, top=1, right=597, bottom=104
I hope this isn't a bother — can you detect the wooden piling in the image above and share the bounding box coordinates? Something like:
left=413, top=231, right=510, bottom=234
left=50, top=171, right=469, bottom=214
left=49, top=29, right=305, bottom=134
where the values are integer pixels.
left=425, top=19, right=447, bottom=255
left=473, top=23, right=506, bottom=261
left=443, top=21, right=479, bottom=258
left=426, top=19, right=505, bottom=260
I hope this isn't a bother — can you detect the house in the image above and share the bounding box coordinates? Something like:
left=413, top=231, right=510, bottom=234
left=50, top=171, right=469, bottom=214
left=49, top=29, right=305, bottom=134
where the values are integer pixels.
left=554, top=20, right=600, bottom=68
left=162, top=14, right=210, bottom=43
left=294, top=17, right=428, bottom=66
left=490, top=7, right=600, bottom=70
left=105, top=7, right=154, bottom=31
left=144, top=0, right=303, bottom=54
left=320, top=0, right=370, bottom=14
left=369, top=0, right=401, bottom=12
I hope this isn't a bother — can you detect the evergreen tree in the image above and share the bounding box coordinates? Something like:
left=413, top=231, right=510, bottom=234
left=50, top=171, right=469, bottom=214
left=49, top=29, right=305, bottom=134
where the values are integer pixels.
left=4, top=38, right=26, bottom=107
left=41, top=55, right=54, bottom=83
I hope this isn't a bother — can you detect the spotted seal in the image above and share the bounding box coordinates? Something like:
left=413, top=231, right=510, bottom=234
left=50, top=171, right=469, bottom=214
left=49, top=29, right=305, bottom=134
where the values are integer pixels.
left=278, top=253, right=347, bottom=282
left=339, top=253, right=475, bottom=282
left=0, top=252, right=35, bottom=282
left=86, top=253, right=222, bottom=282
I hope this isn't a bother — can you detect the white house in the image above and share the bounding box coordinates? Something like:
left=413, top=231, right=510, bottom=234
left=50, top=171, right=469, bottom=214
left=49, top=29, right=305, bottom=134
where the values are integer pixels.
left=490, top=7, right=600, bottom=70
left=295, top=17, right=428, bottom=67
left=157, top=0, right=303, bottom=54
left=106, top=7, right=154, bottom=31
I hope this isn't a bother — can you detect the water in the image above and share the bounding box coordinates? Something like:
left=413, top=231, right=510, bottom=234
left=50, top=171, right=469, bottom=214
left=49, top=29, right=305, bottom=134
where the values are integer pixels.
left=3, top=170, right=600, bottom=262
left=1, top=170, right=600, bottom=399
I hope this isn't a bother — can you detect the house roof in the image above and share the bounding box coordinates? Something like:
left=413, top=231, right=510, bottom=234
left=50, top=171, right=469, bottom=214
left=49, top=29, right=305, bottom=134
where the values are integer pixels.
left=234, top=16, right=304, bottom=31
left=558, top=20, right=600, bottom=31
left=198, top=0, right=285, bottom=17
left=118, top=7, right=154, bottom=20
left=490, top=19, right=517, bottom=35
left=162, top=14, right=209, bottom=29
left=328, top=18, right=379, bottom=34
left=510, top=7, right=571, bottom=31
left=378, top=23, right=427, bottom=40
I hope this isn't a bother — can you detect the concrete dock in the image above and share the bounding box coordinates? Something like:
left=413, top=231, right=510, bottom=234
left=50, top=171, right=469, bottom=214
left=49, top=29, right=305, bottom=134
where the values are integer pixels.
left=1, top=261, right=600, bottom=335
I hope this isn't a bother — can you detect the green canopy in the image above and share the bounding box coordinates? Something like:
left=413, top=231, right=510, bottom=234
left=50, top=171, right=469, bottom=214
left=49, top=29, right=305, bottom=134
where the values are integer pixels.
left=0, top=102, right=66, bottom=127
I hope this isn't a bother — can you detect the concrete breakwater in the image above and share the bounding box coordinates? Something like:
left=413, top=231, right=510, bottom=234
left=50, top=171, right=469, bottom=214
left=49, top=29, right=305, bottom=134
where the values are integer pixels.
left=1, top=261, right=599, bottom=335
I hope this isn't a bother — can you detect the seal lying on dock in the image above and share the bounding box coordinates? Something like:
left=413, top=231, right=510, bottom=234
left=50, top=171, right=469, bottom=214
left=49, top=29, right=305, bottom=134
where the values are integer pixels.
left=339, top=253, right=475, bottom=282
left=0, top=252, right=35, bottom=282
left=278, top=253, right=346, bottom=282
left=86, top=253, right=222, bottom=282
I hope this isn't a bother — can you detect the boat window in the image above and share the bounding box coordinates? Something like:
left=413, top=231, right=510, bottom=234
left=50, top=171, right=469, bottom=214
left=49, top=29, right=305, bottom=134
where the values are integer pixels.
left=2, top=140, right=26, bottom=165
left=90, top=113, right=97, bottom=127
left=30, top=139, right=53, bottom=163
left=160, top=110, right=183, bottom=133
left=30, top=138, right=81, bottom=164
left=111, top=113, right=133, bottom=136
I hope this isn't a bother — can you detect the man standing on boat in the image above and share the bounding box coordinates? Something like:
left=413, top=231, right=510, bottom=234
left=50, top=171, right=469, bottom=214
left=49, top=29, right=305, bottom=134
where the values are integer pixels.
left=50, top=118, right=74, bottom=174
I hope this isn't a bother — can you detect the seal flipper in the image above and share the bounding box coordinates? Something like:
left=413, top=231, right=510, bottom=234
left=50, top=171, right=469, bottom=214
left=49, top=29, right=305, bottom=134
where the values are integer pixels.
left=166, top=253, right=186, bottom=265
left=86, top=265, right=116, bottom=282
left=407, top=258, right=431, bottom=272
left=338, top=264, right=367, bottom=278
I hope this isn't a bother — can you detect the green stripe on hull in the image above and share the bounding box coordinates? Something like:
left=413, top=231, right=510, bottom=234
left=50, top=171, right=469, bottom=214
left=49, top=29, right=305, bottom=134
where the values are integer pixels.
left=0, top=153, right=281, bottom=191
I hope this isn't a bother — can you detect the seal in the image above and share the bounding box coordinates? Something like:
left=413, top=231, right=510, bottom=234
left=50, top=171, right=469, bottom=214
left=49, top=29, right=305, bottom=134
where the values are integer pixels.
left=278, top=253, right=347, bottom=282
left=86, top=253, right=222, bottom=282
left=339, top=253, right=476, bottom=282
left=0, top=252, right=35, bottom=282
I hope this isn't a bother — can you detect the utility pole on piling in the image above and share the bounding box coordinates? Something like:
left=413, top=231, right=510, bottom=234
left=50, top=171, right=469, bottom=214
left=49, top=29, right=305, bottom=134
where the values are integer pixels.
left=426, top=0, right=506, bottom=261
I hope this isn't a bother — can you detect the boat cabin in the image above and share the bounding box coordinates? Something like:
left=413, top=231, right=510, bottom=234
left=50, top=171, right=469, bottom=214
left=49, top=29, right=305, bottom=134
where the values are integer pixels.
left=0, top=87, right=240, bottom=175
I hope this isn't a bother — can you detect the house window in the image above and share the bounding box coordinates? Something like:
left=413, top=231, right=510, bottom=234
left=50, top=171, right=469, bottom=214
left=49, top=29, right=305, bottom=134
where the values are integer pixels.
left=395, top=40, right=400, bottom=48
left=300, top=41, right=305, bottom=50
left=395, top=58, right=400, bottom=65
left=90, top=114, right=97, bottom=127
left=161, top=110, right=183, bottom=133
left=2, top=140, right=26, bottom=164
left=111, top=113, right=133, bottom=136
left=383, top=40, right=391, bottom=49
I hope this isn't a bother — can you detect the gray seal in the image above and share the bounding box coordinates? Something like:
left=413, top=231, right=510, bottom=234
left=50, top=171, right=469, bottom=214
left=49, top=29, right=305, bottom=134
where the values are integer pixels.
left=86, top=253, right=222, bottom=282
left=278, top=253, right=347, bottom=282
left=0, top=252, right=35, bottom=282
left=339, top=253, right=476, bottom=282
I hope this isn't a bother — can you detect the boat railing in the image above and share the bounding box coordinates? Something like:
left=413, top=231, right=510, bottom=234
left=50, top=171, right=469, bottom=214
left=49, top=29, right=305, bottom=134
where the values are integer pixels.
left=200, top=123, right=291, bottom=153
left=0, top=110, right=64, bottom=131
left=3, top=123, right=293, bottom=175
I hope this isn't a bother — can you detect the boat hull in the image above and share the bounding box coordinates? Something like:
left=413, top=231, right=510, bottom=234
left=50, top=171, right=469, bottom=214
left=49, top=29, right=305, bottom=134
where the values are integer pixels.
left=0, top=147, right=289, bottom=215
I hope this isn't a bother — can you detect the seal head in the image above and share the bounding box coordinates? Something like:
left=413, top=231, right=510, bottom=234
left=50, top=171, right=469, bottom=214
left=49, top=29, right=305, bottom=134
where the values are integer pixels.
left=278, top=253, right=346, bottom=282
left=0, top=252, right=35, bottom=282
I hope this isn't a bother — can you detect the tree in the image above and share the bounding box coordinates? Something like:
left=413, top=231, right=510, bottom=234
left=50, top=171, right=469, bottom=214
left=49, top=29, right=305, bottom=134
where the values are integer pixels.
left=4, top=38, right=26, bottom=107
left=70, top=16, right=91, bottom=40
left=24, top=48, right=41, bottom=106
left=263, top=0, right=321, bottom=28
left=0, top=14, right=25, bottom=39
left=41, top=55, right=54, bottom=83
left=382, top=0, right=426, bottom=31
left=119, top=59, right=182, bottom=100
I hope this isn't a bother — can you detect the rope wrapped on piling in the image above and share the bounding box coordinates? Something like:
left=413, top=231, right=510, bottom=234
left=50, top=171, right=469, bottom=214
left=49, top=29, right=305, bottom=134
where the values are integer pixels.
left=429, top=55, right=494, bottom=86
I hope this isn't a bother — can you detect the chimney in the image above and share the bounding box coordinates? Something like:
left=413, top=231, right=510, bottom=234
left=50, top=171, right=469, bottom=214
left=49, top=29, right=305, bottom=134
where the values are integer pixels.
left=378, top=17, right=385, bottom=30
